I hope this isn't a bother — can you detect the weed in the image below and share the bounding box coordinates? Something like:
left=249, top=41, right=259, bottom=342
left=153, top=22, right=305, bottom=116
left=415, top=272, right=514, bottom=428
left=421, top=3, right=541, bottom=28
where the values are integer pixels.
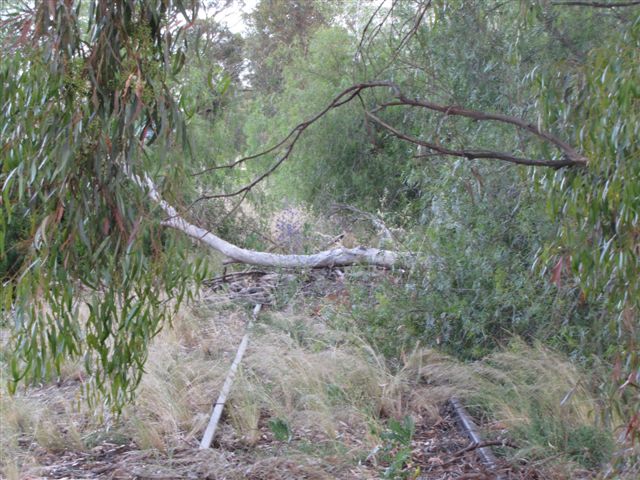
left=268, top=417, right=292, bottom=442
left=379, top=416, right=418, bottom=480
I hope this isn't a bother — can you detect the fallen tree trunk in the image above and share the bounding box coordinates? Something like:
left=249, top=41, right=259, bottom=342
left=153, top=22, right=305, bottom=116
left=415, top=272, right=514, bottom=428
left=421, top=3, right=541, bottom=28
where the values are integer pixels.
left=139, top=174, right=415, bottom=269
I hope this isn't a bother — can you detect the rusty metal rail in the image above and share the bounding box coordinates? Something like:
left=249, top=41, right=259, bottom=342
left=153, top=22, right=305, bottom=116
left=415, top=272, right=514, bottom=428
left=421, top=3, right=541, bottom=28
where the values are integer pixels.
left=449, top=397, right=507, bottom=480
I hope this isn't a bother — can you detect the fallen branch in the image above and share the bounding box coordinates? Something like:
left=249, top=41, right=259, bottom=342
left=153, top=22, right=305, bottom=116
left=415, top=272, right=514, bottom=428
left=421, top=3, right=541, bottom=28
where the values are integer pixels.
left=437, top=439, right=518, bottom=469
left=136, top=173, right=413, bottom=268
left=452, top=439, right=519, bottom=456
left=200, top=303, right=262, bottom=449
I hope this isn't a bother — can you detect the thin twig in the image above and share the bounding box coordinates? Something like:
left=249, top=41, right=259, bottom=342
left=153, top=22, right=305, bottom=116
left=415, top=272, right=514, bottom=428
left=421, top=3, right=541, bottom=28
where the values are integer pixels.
left=330, top=203, right=398, bottom=246
left=450, top=397, right=507, bottom=480
left=436, top=439, right=519, bottom=469
left=551, top=0, right=640, bottom=7
left=191, top=81, right=393, bottom=178
left=373, top=1, right=433, bottom=78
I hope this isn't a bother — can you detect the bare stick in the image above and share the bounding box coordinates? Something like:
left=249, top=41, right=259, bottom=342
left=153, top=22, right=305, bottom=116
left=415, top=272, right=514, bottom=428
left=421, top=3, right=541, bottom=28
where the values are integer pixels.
left=437, top=439, right=518, bottom=469
left=199, top=303, right=262, bottom=449
left=366, top=111, right=578, bottom=168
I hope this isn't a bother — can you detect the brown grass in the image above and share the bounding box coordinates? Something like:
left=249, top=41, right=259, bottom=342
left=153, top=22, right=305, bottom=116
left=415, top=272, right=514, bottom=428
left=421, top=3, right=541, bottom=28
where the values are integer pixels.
left=0, top=297, right=621, bottom=479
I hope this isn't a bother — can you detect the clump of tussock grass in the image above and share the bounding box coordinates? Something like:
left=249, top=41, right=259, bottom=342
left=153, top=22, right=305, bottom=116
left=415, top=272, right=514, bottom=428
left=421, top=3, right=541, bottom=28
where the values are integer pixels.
left=1, top=301, right=419, bottom=478
left=225, top=311, right=440, bottom=458
left=417, top=339, right=614, bottom=472
left=1, top=327, right=89, bottom=478
left=239, top=454, right=338, bottom=480
left=5, top=296, right=612, bottom=478
left=0, top=382, right=95, bottom=478
left=124, top=309, right=243, bottom=448
left=0, top=393, right=35, bottom=479
left=121, top=303, right=434, bottom=477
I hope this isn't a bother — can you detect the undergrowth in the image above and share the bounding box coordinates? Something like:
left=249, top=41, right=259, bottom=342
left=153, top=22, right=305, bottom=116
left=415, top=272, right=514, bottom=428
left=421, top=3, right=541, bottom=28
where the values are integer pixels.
left=0, top=293, right=620, bottom=478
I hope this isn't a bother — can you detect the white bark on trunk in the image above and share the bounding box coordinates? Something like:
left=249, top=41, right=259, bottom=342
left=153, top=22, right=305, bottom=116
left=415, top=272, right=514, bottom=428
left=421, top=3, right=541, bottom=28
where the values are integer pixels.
left=138, top=174, right=413, bottom=269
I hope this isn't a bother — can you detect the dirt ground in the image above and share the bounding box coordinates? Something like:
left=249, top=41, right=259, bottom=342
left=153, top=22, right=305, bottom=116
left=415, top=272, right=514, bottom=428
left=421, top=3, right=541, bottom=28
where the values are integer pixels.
left=11, top=399, right=550, bottom=480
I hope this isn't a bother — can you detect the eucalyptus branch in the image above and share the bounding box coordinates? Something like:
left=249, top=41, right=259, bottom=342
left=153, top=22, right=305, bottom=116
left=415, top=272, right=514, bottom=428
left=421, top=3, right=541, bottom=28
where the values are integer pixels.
left=372, top=0, right=433, bottom=78
left=382, top=93, right=588, bottom=166
left=551, top=1, right=640, bottom=7
left=130, top=171, right=414, bottom=269
left=366, top=111, right=579, bottom=168
left=190, top=82, right=394, bottom=202
left=191, top=81, right=393, bottom=179
left=193, top=80, right=587, bottom=203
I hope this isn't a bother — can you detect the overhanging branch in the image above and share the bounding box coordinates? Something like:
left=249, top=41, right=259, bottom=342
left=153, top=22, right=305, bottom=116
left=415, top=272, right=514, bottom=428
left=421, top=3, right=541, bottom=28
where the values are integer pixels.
left=551, top=1, right=640, bottom=7
left=191, top=82, right=393, bottom=178
left=365, top=111, right=579, bottom=168
left=380, top=93, right=588, bottom=166
left=190, top=81, right=587, bottom=203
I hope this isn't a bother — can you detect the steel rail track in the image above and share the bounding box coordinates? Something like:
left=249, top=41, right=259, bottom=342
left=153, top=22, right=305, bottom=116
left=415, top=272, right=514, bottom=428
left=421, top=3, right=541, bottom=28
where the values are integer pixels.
left=449, top=397, right=508, bottom=480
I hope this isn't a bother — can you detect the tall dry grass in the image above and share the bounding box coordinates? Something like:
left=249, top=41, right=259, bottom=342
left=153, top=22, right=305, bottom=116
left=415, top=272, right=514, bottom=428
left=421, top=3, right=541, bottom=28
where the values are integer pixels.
left=414, top=339, right=615, bottom=473
left=0, top=298, right=619, bottom=478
